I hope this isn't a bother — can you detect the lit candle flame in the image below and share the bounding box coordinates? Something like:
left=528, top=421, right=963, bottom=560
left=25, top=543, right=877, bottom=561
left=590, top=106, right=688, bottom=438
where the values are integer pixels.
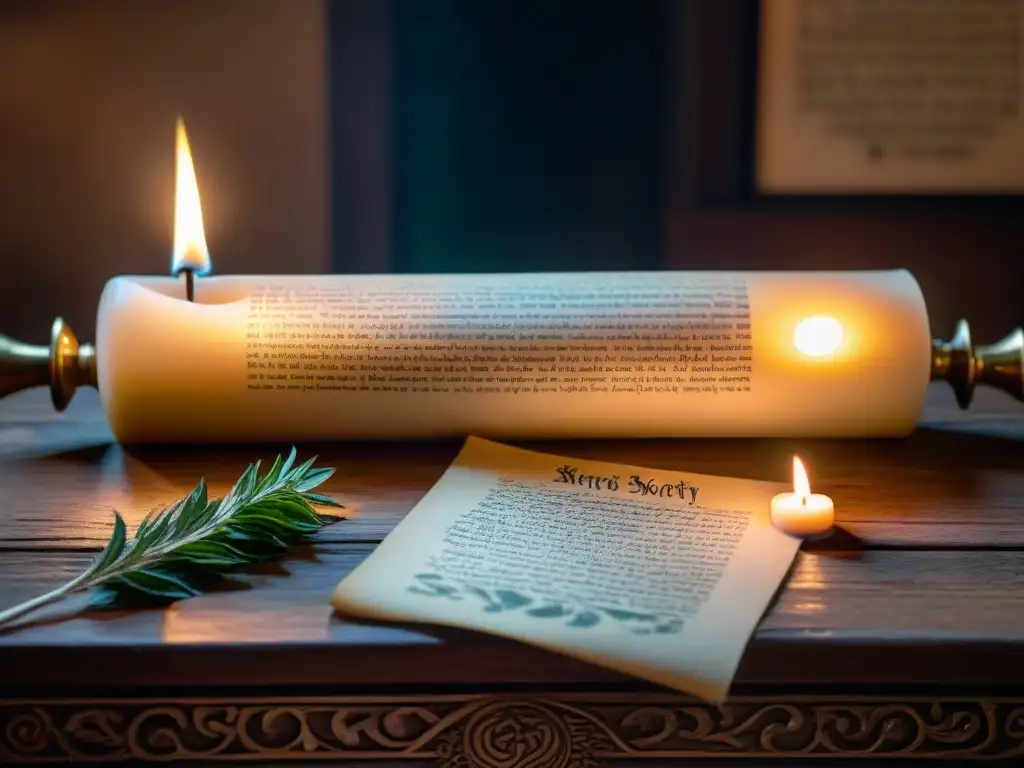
left=793, top=315, right=843, bottom=357
left=793, top=456, right=811, bottom=502
left=171, top=117, right=211, bottom=275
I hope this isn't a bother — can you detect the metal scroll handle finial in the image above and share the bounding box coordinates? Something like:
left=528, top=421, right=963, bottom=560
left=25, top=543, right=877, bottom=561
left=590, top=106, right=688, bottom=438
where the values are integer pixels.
left=931, top=319, right=1024, bottom=409
left=0, top=318, right=97, bottom=411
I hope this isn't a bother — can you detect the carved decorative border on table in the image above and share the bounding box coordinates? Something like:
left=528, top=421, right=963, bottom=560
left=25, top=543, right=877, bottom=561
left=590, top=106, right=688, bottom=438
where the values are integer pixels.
left=3, top=693, right=1024, bottom=764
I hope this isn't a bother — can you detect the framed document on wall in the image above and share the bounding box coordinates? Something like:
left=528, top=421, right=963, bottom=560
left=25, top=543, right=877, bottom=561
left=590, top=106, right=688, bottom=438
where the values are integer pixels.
left=757, top=0, right=1024, bottom=193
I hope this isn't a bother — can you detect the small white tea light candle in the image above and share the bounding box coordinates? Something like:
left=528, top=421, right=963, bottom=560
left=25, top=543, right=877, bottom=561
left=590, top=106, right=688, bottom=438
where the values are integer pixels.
left=771, top=456, right=835, bottom=537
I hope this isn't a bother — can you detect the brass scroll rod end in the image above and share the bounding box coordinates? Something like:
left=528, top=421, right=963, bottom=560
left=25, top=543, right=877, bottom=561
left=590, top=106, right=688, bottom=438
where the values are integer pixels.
left=0, top=318, right=98, bottom=411
left=931, top=319, right=1024, bottom=410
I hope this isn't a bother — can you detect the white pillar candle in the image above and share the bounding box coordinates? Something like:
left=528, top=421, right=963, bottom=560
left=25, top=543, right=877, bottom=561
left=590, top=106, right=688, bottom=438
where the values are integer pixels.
left=94, top=269, right=931, bottom=443
left=770, top=456, right=835, bottom=537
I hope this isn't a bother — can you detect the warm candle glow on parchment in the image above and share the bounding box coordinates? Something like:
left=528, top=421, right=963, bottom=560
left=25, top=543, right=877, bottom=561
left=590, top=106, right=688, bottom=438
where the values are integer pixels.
left=171, top=117, right=211, bottom=275
left=793, top=315, right=843, bottom=357
left=792, top=456, right=810, bottom=500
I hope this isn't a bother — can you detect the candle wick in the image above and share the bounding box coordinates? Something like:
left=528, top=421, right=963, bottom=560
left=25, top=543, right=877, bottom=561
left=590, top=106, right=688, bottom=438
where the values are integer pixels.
left=801, top=495, right=807, bottom=507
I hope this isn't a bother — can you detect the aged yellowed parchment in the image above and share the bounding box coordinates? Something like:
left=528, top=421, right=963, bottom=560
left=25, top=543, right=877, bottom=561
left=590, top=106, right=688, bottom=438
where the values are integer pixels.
left=331, top=437, right=800, bottom=702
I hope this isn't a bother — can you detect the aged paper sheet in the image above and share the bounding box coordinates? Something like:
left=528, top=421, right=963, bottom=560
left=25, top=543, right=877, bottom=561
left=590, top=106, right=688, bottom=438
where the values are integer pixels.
left=104, top=270, right=930, bottom=442
left=331, top=437, right=801, bottom=702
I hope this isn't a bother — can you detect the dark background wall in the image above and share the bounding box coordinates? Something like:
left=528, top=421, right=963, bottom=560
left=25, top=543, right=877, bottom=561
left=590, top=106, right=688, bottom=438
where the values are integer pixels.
left=0, top=0, right=328, bottom=342
left=331, top=0, right=1022, bottom=343
left=388, top=0, right=668, bottom=273
left=1, top=0, right=1020, bottom=350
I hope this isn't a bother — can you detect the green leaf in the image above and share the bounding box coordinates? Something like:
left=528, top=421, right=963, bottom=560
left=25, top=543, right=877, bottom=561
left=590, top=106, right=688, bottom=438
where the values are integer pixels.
left=135, top=504, right=164, bottom=540
left=86, top=587, right=122, bottom=610
left=170, top=539, right=254, bottom=569
left=0, top=449, right=345, bottom=624
left=171, top=481, right=211, bottom=535
left=223, top=536, right=288, bottom=562
left=257, top=454, right=282, bottom=490
left=228, top=523, right=289, bottom=549
left=262, top=498, right=325, bottom=526
left=232, top=512, right=306, bottom=537
left=141, top=501, right=181, bottom=546
left=293, top=467, right=335, bottom=492
left=177, top=539, right=252, bottom=560
left=91, top=512, right=127, bottom=572
left=278, top=447, right=297, bottom=478
left=114, top=569, right=202, bottom=600
left=301, top=492, right=343, bottom=508
left=286, top=455, right=319, bottom=486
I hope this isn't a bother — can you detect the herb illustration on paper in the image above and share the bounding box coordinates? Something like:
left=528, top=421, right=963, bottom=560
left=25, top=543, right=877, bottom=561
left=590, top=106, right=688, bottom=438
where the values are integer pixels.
left=400, top=469, right=744, bottom=638
left=407, top=562, right=685, bottom=635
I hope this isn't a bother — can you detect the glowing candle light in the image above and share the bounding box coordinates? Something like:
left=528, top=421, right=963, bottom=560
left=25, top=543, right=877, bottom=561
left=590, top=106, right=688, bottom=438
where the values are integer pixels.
left=770, top=457, right=835, bottom=537
left=793, top=315, right=844, bottom=357
left=171, top=118, right=210, bottom=301
left=91, top=119, right=937, bottom=444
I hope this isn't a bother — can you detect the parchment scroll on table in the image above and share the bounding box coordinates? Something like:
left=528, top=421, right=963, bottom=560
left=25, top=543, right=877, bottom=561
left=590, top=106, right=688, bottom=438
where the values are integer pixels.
left=331, top=437, right=801, bottom=702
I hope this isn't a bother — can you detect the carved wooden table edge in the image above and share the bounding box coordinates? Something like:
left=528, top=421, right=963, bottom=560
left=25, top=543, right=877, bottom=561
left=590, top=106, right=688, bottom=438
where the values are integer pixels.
left=4, top=691, right=1024, bottom=764
left=5, top=388, right=1024, bottom=764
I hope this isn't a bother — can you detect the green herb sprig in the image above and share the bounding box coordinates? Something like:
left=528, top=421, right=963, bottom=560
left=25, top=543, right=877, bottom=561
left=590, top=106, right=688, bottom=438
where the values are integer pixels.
left=0, top=448, right=341, bottom=628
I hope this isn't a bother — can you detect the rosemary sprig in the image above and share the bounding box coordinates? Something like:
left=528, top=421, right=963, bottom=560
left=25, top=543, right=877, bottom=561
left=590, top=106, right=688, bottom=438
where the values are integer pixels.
left=0, top=448, right=342, bottom=628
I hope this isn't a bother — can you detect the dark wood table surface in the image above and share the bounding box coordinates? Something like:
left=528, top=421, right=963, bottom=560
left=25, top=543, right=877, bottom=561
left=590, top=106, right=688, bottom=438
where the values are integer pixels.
left=2, top=384, right=1024, bottom=765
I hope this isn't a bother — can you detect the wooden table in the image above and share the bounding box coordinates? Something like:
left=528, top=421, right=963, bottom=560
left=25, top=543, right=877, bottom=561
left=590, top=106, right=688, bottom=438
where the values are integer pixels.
left=1, top=385, right=1024, bottom=765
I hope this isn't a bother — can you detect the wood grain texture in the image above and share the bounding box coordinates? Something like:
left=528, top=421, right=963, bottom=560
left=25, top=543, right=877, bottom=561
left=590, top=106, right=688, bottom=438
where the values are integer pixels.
left=3, top=545, right=1024, bottom=689
left=1, top=385, right=1023, bottom=549
left=1, top=383, right=1024, bottom=691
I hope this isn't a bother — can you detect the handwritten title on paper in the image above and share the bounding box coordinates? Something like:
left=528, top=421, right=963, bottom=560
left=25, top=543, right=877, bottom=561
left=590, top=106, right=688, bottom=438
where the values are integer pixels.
left=552, top=464, right=700, bottom=505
